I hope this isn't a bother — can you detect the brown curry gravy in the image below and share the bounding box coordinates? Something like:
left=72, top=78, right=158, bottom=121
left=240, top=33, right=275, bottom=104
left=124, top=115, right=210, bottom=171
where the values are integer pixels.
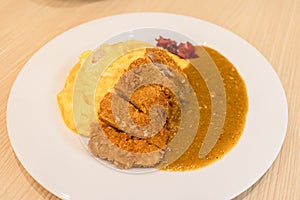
left=161, top=46, right=248, bottom=171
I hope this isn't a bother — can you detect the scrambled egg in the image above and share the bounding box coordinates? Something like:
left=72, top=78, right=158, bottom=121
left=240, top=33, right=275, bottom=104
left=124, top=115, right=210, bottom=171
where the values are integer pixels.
left=57, top=43, right=189, bottom=134
left=57, top=50, right=91, bottom=132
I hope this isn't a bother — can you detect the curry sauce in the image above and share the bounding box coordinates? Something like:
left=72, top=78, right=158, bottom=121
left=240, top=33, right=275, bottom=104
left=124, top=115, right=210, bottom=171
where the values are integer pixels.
left=161, top=46, right=248, bottom=171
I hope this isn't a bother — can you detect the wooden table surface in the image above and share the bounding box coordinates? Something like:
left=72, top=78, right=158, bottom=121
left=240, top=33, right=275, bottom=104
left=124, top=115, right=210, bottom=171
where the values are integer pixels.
left=1, top=0, right=299, bottom=199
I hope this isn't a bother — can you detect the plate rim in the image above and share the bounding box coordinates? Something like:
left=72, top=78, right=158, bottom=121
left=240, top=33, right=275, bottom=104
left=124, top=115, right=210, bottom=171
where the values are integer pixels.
left=6, top=12, right=288, bottom=200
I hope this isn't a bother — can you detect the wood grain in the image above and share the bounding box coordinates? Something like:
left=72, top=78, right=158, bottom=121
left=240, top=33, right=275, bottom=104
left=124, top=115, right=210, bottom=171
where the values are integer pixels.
left=1, top=0, right=299, bottom=199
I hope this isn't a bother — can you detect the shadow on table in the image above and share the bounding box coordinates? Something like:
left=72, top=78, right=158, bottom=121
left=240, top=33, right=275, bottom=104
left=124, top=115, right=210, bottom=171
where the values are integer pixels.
left=30, top=0, right=106, bottom=7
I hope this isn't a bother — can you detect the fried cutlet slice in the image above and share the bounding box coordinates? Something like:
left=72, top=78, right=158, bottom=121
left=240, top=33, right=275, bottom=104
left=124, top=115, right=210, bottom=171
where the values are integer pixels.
left=89, top=122, right=164, bottom=169
left=145, top=48, right=183, bottom=74
left=89, top=47, right=184, bottom=169
left=115, top=48, right=186, bottom=109
left=129, top=84, right=181, bottom=141
left=90, top=88, right=179, bottom=168
left=98, top=92, right=151, bottom=130
left=97, top=88, right=179, bottom=151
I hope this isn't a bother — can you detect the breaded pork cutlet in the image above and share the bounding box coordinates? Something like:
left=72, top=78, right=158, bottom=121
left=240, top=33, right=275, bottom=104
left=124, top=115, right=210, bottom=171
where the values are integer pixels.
left=88, top=47, right=183, bottom=169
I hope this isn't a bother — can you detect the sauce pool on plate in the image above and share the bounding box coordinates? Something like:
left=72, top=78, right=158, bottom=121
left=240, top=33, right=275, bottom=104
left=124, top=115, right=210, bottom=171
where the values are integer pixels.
left=161, top=46, right=248, bottom=171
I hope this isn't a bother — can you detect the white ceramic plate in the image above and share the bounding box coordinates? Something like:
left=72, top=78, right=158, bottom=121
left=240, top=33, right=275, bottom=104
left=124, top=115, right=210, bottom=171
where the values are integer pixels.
left=7, top=13, right=288, bottom=200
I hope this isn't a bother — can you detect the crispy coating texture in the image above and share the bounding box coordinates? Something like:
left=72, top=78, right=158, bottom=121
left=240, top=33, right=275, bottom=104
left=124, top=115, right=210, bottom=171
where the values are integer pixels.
left=88, top=47, right=183, bottom=169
